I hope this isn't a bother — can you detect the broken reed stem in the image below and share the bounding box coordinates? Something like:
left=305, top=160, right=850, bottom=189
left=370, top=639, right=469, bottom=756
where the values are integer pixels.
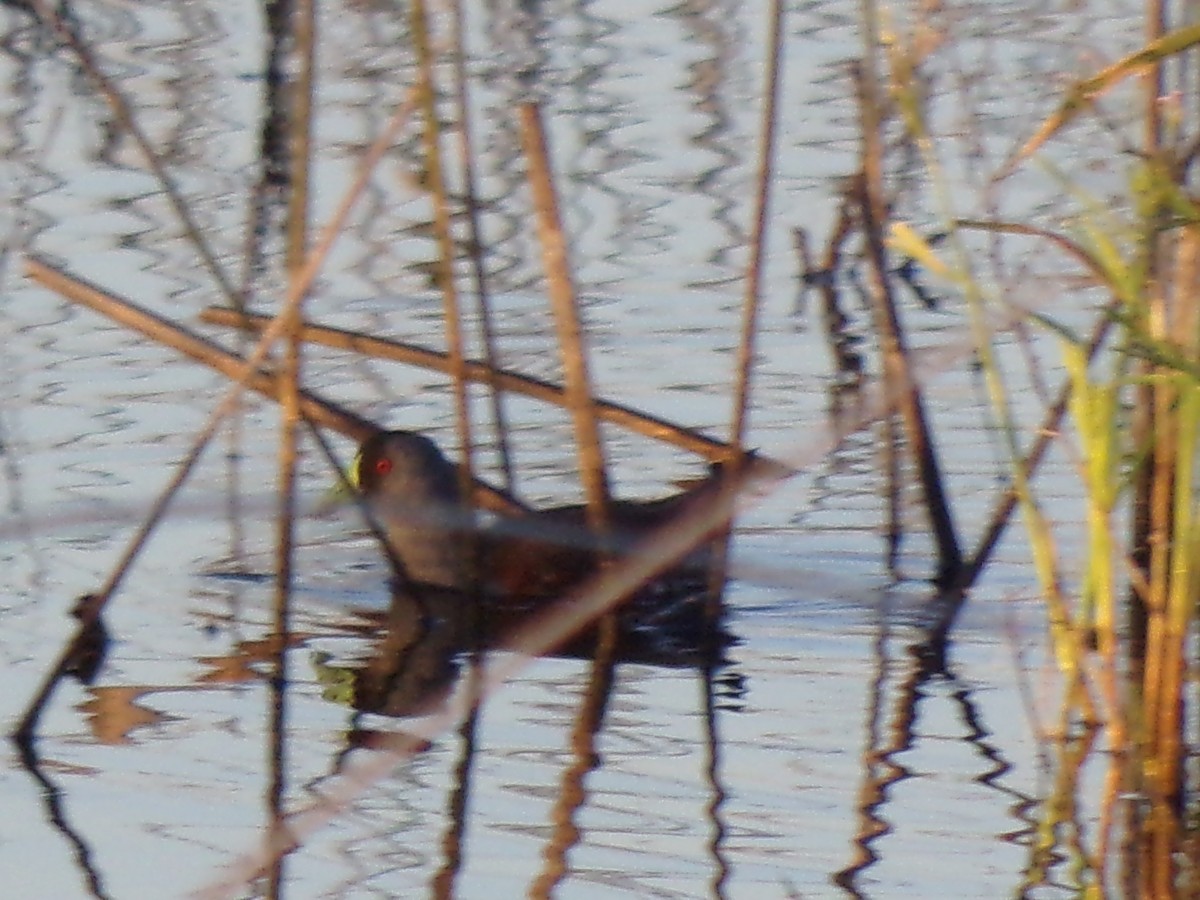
left=517, top=102, right=610, bottom=526
left=200, top=307, right=740, bottom=463
left=30, top=0, right=244, bottom=313
left=854, top=15, right=962, bottom=584
left=448, top=0, right=516, bottom=492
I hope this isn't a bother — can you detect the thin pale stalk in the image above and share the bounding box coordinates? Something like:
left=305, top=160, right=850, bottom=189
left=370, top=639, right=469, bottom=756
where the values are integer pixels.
left=448, top=0, right=516, bottom=490
left=708, top=0, right=786, bottom=616
left=881, top=413, right=901, bottom=577
left=411, top=0, right=477, bottom=505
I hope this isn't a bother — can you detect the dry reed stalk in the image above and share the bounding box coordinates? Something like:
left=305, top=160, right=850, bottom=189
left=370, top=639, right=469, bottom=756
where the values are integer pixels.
left=729, top=0, right=783, bottom=449
left=1134, top=13, right=1175, bottom=896
left=201, top=307, right=739, bottom=462
left=1138, top=225, right=1200, bottom=895
left=517, top=102, right=611, bottom=526
left=269, top=1, right=317, bottom=890
left=436, top=10, right=492, bottom=892
left=1130, top=6, right=1171, bottom=689
left=515, top=102, right=621, bottom=844
left=29, top=0, right=244, bottom=312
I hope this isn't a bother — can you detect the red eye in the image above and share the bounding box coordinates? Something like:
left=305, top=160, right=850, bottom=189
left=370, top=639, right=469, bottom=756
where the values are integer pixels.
left=374, top=458, right=393, bottom=476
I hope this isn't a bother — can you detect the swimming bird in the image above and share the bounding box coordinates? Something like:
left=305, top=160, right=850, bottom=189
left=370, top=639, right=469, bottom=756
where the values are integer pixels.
left=349, top=429, right=715, bottom=601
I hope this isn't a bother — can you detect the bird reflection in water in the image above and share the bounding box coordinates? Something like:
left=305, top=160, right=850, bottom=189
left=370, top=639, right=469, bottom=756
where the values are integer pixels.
left=313, top=575, right=738, bottom=720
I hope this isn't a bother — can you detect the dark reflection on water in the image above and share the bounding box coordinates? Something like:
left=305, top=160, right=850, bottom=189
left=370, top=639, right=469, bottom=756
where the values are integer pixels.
left=314, top=581, right=735, bottom=721
left=0, top=0, right=1151, bottom=896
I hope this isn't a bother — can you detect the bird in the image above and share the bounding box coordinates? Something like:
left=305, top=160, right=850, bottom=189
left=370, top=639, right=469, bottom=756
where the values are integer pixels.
left=349, top=429, right=715, bottom=599
left=345, top=429, right=729, bottom=664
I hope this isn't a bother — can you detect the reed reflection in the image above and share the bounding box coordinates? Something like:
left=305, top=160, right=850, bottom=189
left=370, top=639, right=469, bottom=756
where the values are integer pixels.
left=834, top=623, right=1028, bottom=898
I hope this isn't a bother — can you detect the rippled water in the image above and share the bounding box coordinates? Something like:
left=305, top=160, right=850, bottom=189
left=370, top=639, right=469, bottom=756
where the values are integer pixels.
left=0, top=1, right=1146, bottom=897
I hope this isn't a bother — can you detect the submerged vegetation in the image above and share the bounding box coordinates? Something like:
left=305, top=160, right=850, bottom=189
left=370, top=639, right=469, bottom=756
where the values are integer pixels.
left=8, top=0, right=1200, bottom=895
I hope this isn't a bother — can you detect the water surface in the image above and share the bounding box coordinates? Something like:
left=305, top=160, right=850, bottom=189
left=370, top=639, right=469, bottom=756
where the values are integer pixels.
left=0, top=0, right=1143, bottom=896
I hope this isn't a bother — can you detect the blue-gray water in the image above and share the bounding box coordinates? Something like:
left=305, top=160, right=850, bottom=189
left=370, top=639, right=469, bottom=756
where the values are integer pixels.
left=0, top=0, right=1142, bottom=896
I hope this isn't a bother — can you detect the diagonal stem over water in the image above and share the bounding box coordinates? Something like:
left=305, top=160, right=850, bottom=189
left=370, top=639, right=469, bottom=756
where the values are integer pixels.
left=200, top=307, right=742, bottom=462
left=14, top=90, right=419, bottom=739
left=856, top=0, right=962, bottom=584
